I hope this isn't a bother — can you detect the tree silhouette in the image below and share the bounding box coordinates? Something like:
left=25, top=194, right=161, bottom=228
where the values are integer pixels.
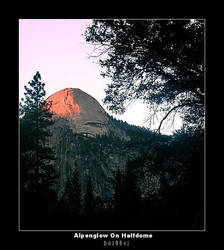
left=85, top=19, right=205, bottom=132
left=124, top=160, right=142, bottom=213
left=20, top=71, right=57, bottom=216
left=63, top=167, right=82, bottom=215
left=83, top=178, right=95, bottom=216
left=113, top=168, right=125, bottom=212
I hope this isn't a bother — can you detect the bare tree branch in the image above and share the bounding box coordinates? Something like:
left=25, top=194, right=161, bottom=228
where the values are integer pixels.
left=157, top=101, right=200, bottom=133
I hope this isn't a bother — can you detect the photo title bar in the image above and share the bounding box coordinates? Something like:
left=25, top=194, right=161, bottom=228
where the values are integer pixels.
left=74, top=232, right=153, bottom=240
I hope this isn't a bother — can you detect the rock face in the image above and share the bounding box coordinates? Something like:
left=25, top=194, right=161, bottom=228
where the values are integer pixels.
left=46, top=88, right=119, bottom=199
left=46, top=87, right=148, bottom=200
left=46, top=88, right=109, bottom=136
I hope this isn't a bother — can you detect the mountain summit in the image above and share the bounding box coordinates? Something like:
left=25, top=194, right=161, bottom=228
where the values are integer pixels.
left=46, top=88, right=109, bottom=136
left=46, top=87, right=153, bottom=199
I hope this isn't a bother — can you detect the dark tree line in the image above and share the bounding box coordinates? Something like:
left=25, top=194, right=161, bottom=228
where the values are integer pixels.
left=52, top=125, right=203, bottom=230
left=60, top=167, right=82, bottom=214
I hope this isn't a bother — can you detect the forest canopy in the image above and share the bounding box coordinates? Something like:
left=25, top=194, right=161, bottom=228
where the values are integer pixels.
left=84, top=19, right=205, bottom=132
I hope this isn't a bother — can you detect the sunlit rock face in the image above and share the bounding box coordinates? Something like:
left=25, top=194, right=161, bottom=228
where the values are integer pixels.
left=46, top=88, right=112, bottom=199
left=47, top=88, right=81, bottom=117
left=45, top=88, right=144, bottom=200
left=46, top=88, right=109, bottom=136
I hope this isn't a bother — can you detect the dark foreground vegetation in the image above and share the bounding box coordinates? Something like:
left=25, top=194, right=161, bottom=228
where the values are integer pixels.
left=20, top=19, right=205, bottom=230
left=20, top=122, right=204, bottom=230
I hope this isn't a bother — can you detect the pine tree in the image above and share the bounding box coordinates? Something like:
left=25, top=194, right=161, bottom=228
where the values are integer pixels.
left=83, top=178, right=95, bottom=216
left=113, top=167, right=125, bottom=212
left=124, top=161, right=141, bottom=212
left=64, top=167, right=82, bottom=215
left=20, top=71, right=57, bottom=210
left=94, top=195, right=104, bottom=214
left=113, top=165, right=142, bottom=227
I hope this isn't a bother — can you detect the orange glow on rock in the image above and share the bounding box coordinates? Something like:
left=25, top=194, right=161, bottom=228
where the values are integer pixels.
left=46, top=88, right=80, bottom=117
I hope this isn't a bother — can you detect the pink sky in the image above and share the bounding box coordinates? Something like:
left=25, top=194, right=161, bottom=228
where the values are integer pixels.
left=19, top=19, right=105, bottom=101
left=19, top=19, right=181, bottom=133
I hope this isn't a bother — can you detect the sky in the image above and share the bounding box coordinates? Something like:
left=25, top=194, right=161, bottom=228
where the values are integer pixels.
left=19, top=19, right=182, bottom=134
